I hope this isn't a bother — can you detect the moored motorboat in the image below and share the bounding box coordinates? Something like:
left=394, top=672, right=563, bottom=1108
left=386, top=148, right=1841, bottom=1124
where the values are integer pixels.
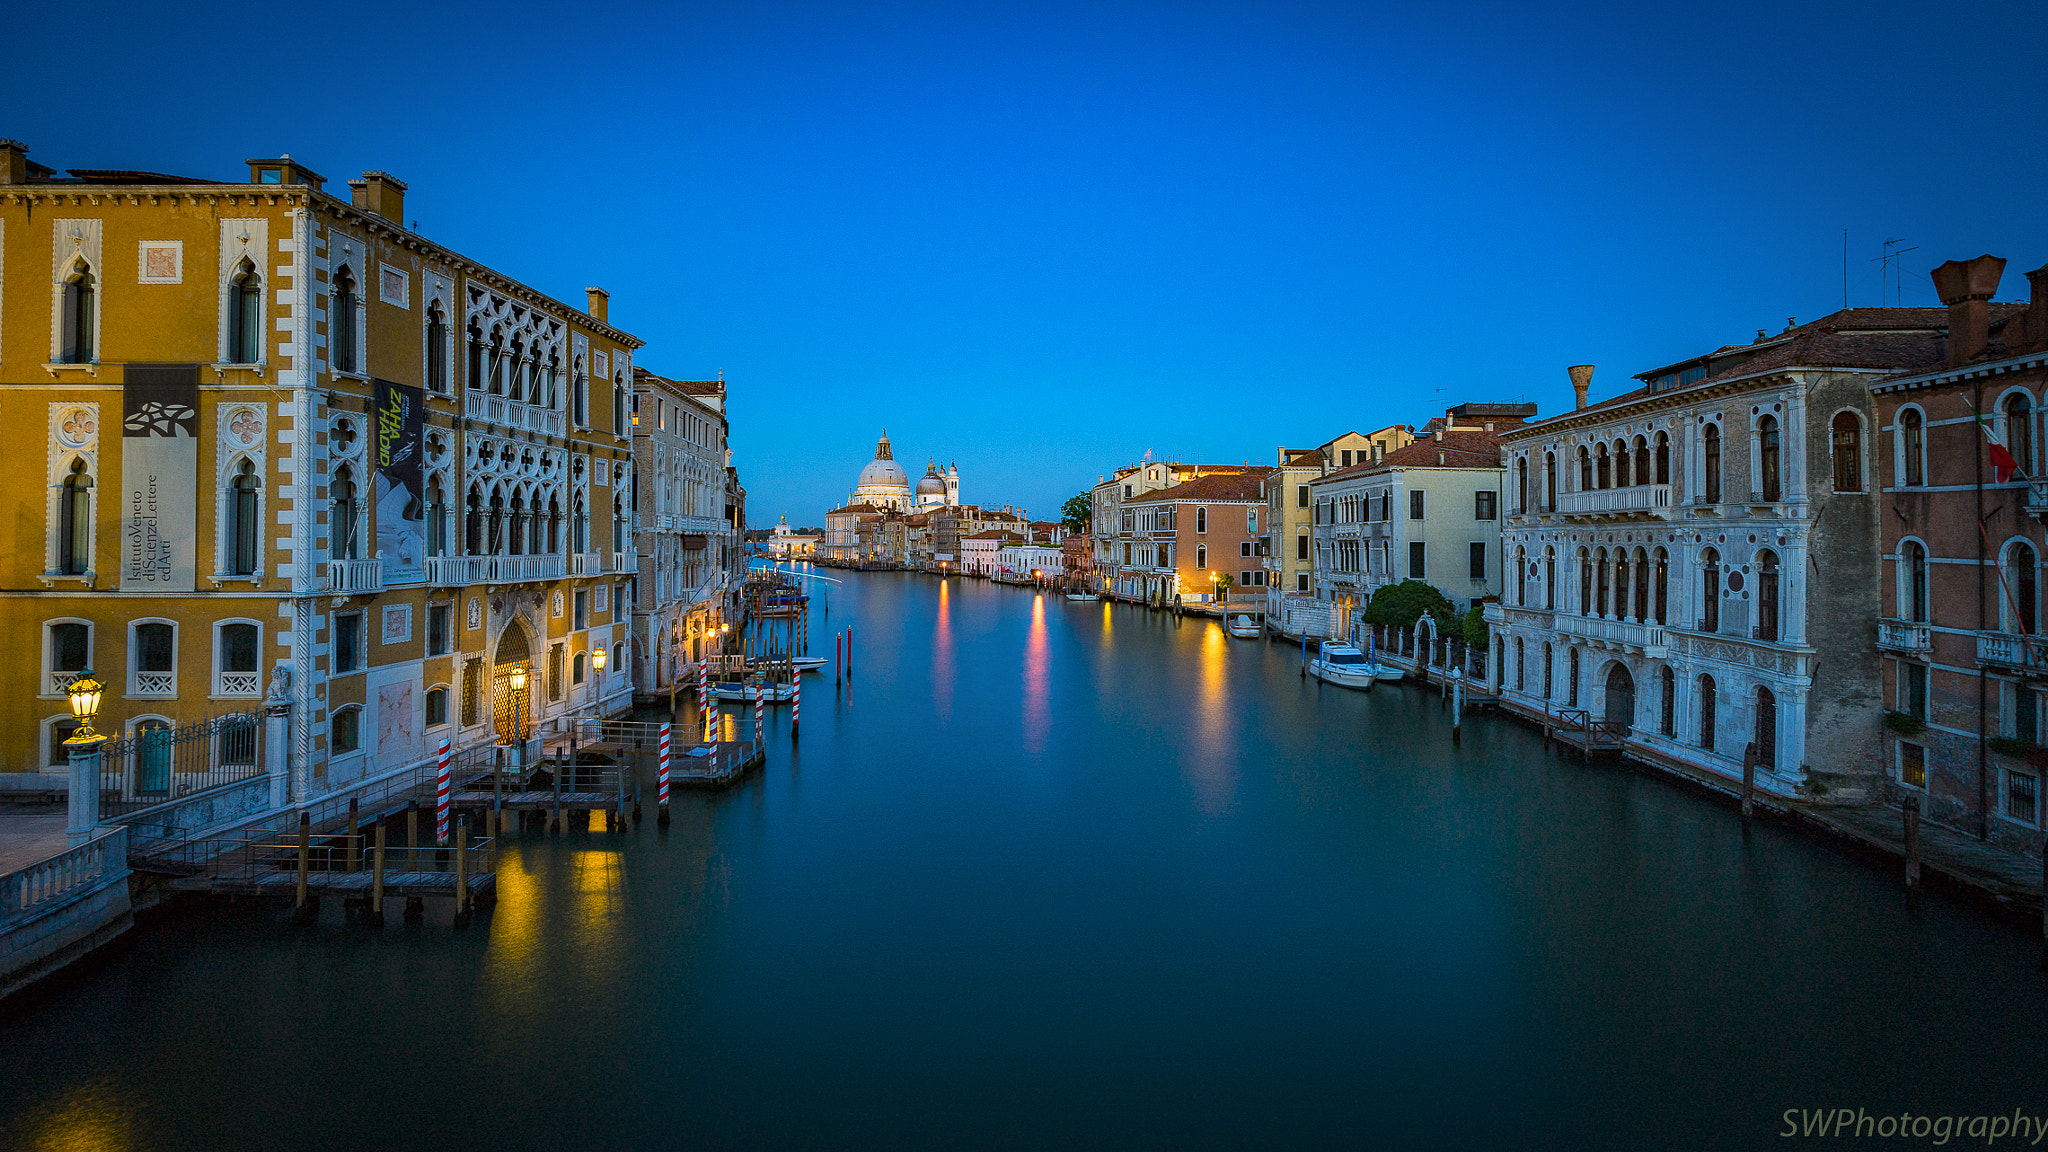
left=1064, top=591, right=1100, bottom=602
left=790, top=655, right=828, bottom=673
left=1228, top=614, right=1261, bottom=639
left=1309, top=640, right=1375, bottom=689
left=712, top=677, right=797, bottom=703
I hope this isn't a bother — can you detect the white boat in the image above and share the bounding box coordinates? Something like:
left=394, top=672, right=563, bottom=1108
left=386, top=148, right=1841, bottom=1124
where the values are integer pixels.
left=1064, top=592, right=1099, bottom=602
left=1309, top=641, right=1376, bottom=690
left=791, top=655, right=828, bottom=674
left=1228, top=614, right=1261, bottom=639
left=712, top=678, right=796, bottom=703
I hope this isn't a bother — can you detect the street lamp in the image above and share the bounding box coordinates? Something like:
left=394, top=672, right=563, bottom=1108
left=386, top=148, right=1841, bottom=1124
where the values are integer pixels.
left=65, top=669, right=106, bottom=745
left=508, top=664, right=529, bottom=740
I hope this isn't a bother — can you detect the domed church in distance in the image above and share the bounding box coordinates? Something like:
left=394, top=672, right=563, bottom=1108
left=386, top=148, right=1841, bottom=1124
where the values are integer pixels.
left=850, top=430, right=959, bottom=512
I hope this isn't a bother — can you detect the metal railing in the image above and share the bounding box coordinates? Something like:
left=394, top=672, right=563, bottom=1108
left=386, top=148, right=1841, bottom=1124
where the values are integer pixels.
left=1, top=826, right=126, bottom=933
left=96, top=711, right=264, bottom=817
left=150, top=826, right=496, bottom=886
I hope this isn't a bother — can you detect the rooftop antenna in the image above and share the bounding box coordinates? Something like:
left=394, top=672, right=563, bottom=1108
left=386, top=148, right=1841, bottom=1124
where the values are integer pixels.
left=1873, top=237, right=1919, bottom=307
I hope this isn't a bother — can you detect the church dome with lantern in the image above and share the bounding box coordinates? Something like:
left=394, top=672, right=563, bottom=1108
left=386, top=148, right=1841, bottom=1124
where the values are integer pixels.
left=854, top=431, right=913, bottom=509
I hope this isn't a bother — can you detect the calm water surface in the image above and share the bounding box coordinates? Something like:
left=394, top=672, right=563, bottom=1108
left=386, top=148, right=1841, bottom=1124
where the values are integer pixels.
left=4, top=571, right=2046, bottom=1150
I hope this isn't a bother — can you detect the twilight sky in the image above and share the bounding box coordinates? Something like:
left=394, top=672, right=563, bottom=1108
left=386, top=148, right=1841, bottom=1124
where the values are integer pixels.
left=8, top=0, right=2046, bottom=524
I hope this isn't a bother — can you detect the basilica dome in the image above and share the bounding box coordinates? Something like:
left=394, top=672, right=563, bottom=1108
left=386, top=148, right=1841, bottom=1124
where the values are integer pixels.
left=854, top=431, right=912, bottom=508
left=916, top=463, right=947, bottom=498
left=859, top=455, right=910, bottom=491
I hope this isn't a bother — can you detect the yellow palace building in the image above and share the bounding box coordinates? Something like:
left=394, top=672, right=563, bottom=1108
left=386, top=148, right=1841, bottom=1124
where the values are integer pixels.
left=0, top=140, right=642, bottom=800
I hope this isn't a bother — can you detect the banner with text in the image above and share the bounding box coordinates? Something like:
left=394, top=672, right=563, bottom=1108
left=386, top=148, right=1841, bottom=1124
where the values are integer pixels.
left=374, top=378, right=426, bottom=583
left=120, top=364, right=200, bottom=591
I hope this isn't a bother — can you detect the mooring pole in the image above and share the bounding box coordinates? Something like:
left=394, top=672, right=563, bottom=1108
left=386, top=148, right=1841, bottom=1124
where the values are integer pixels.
left=454, top=816, right=471, bottom=921
left=1904, top=795, right=1922, bottom=890
left=369, top=816, right=387, bottom=927
left=1451, top=672, right=1463, bottom=747
left=435, top=738, right=452, bottom=846
left=407, top=800, right=419, bottom=852
left=294, top=812, right=311, bottom=918
left=1741, top=742, right=1757, bottom=823
left=657, top=722, right=672, bottom=825
left=792, top=663, right=801, bottom=741
left=847, top=625, right=854, bottom=678
left=345, top=797, right=360, bottom=872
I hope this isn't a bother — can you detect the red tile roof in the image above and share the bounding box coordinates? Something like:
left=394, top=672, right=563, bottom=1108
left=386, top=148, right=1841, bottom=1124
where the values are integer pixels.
left=1124, top=467, right=1274, bottom=504
left=1312, top=433, right=1502, bottom=481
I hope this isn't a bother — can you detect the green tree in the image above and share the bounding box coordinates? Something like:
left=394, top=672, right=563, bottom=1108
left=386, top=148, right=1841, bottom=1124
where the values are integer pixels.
left=1215, top=572, right=1234, bottom=603
left=1362, top=579, right=1456, bottom=633
left=1060, top=492, right=1093, bottom=536
left=1461, top=604, right=1489, bottom=650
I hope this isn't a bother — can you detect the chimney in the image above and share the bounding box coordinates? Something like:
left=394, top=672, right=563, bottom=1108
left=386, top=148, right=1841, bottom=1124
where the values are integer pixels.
left=1567, top=364, right=1595, bottom=410
left=2021, top=263, right=2048, bottom=355
left=0, top=139, right=29, bottom=185
left=1931, top=254, right=2006, bottom=367
left=350, top=171, right=407, bottom=223
left=585, top=287, right=610, bottom=323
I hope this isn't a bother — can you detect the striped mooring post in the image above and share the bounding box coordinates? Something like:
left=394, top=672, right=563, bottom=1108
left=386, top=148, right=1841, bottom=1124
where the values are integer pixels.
left=657, top=721, right=672, bottom=824
left=754, top=677, right=764, bottom=745
left=792, top=663, right=801, bottom=740
left=699, top=658, right=712, bottom=743
left=435, top=738, right=452, bottom=845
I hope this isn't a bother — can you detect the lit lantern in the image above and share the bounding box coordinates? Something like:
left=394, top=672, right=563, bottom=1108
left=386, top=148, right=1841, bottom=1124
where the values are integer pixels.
left=65, top=669, right=105, bottom=744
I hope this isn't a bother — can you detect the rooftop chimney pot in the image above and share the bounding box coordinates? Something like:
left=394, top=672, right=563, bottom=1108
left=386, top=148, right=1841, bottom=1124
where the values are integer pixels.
left=585, top=287, right=609, bottom=323
left=1932, top=254, right=2006, bottom=367
left=0, top=139, right=29, bottom=185
left=1567, top=364, right=1595, bottom=411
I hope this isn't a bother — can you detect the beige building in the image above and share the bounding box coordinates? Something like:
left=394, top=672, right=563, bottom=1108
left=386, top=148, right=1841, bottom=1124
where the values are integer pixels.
left=630, top=368, right=744, bottom=695
left=3, top=141, right=641, bottom=800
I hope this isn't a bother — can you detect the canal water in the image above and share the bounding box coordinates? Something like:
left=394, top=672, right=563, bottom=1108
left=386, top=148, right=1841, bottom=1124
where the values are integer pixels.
left=5, top=570, right=2047, bottom=1151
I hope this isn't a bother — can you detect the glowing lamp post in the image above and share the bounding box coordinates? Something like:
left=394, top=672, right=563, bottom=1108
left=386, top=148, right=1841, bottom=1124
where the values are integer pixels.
left=64, top=670, right=107, bottom=845
left=591, top=646, right=608, bottom=713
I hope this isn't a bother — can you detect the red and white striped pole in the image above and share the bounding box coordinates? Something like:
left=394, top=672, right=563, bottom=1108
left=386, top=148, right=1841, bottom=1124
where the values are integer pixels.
left=657, top=722, right=671, bottom=819
left=435, top=738, right=452, bottom=845
left=792, top=663, right=801, bottom=740
left=754, top=676, right=764, bottom=745
left=699, top=657, right=711, bottom=743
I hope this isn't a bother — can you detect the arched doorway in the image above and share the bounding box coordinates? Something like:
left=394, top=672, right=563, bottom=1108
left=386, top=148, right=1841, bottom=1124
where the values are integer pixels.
left=492, top=619, right=534, bottom=744
left=1604, top=662, right=1635, bottom=734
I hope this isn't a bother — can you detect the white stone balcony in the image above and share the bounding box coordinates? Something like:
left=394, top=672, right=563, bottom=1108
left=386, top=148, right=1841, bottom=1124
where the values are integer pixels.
left=487, top=554, right=563, bottom=583
left=464, top=388, right=563, bottom=436
left=1978, top=631, right=2048, bottom=673
left=2028, top=477, right=2048, bottom=516
left=1556, top=484, right=1674, bottom=520
left=426, top=555, right=488, bottom=586
left=1556, top=612, right=1669, bottom=657
left=1877, top=618, right=1932, bottom=655
left=611, top=551, right=632, bottom=574
left=571, top=552, right=603, bottom=576
left=327, top=558, right=385, bottom=594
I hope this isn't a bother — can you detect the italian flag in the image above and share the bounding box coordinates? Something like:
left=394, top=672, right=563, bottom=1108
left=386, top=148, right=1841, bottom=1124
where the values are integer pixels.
left=1969, top=399, right=2022, bottom=483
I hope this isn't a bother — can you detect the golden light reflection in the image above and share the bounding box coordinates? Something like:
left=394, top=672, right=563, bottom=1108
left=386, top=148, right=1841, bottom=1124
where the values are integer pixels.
left=30, top=1089, right=133, bottom=1152
left=1023, top=593, right=1048, bottom=753
left=1185, top=621, right=1238, bottom=814
left=478, top=847, right=546, bottom=1008
left=934, top=578, right=954, bottom=723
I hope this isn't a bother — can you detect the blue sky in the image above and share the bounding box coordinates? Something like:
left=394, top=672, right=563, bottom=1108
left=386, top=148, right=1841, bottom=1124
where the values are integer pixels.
left=8, top=0, right=2046, bottom=524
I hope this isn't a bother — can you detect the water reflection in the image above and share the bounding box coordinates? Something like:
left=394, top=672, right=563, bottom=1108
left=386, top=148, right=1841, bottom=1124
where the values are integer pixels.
left=933, top=578, right=953, bottom=724
left=1023, top=593, right=1048, bottom=753
left=1184, top=621, right=1237, bottom=814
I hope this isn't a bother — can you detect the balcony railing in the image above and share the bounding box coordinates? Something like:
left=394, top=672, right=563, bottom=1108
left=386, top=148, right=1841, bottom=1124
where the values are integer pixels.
left=1978, top=631, right=2048, bottom=673
left=1556, top=612, right=1669, bottom=655
left=487, top=554, right=564, bottom=582
left=464, top=388, right=563, bottom=435
left=427, top=555, right=488, bottom=585
left=2028, top=477, right=2048, bottom=515
left=1556, top=484, right=1674, bottom=519
left=611, top=551, right=631, bottom=574
left=1877, top=618, right=1932, bottom=655
left=328, top=557, right=385, bottom=594
left=571, top=552, right=603, bottom=576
